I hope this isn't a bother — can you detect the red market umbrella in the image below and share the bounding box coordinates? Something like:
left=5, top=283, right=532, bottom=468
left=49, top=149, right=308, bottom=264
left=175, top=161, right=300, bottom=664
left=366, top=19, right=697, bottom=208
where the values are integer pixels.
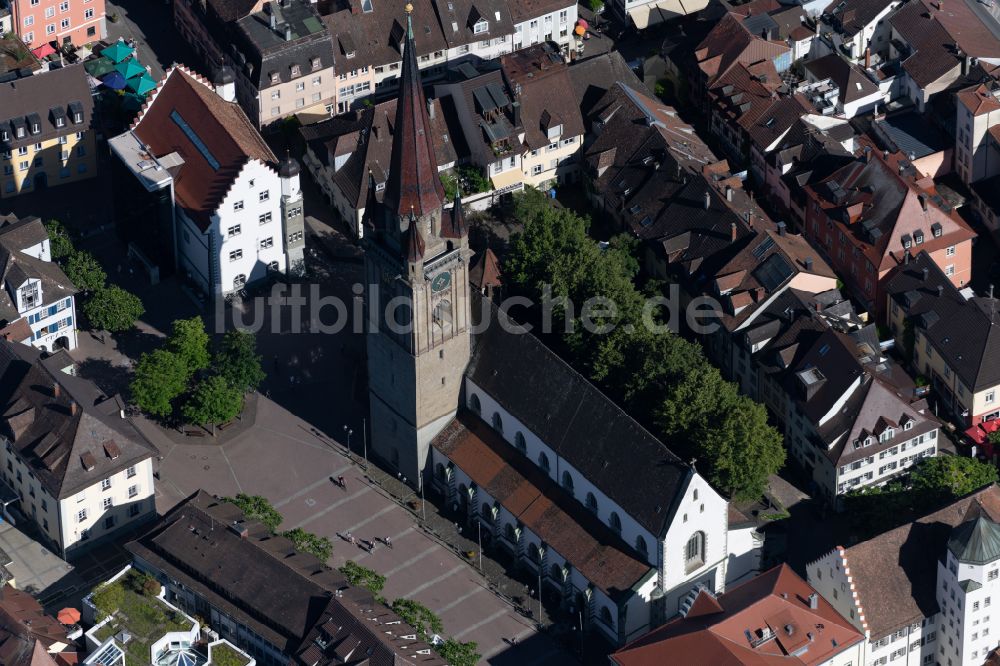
left=56, top=607, right=80, bottom=625
left=577, top=18, right=589, bottom=28
left=31, top=42, right=56, bottom=59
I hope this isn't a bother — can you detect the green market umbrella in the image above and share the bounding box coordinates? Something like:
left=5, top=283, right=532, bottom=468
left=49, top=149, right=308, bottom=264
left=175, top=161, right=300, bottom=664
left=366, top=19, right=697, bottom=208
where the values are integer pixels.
left=121, top=93, right=144, bottom=113
left=102, top=40, right=134, bottom=63
left=84, top=56, right=115, bottom=78
left=126, top=74, right=157, bottom=95
left=115, top=58, right=146, bottom=80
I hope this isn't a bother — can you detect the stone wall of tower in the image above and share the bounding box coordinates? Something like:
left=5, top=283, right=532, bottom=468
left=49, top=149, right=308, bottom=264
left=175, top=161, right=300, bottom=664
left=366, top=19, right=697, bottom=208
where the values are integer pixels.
left=364, top=239, right=471, bottom=479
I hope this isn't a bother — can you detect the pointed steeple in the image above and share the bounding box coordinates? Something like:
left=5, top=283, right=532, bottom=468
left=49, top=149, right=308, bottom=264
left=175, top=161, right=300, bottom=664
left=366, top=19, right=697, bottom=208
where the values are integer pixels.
left=403, top=209, right=426, bottom=262
left=384, top=3, right=445, bottom=219
left=441, top=191, right=468, bottom=238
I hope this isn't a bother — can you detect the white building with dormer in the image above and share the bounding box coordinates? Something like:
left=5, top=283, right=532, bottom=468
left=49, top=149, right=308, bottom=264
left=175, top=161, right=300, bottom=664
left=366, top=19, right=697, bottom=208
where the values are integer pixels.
left=0, top=214, right=77, bottom=352
left=807, top=485, right=1000, bottom=666
left=110, top=66, right=305, bottom=300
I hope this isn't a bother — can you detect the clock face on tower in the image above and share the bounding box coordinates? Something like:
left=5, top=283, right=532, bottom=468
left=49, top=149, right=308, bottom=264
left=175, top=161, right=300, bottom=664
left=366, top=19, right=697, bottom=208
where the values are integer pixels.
left=431, top=271, right=452, bottom=293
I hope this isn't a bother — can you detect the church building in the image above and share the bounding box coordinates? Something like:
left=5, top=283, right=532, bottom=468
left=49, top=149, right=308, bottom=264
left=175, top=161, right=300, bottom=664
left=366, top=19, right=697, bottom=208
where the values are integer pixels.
left=362, top=4, right=761, bottom=646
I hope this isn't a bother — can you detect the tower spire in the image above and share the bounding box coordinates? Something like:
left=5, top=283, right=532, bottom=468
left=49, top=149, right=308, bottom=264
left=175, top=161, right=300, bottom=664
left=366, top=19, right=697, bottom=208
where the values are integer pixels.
left=384, top=2, right=445, bottom=218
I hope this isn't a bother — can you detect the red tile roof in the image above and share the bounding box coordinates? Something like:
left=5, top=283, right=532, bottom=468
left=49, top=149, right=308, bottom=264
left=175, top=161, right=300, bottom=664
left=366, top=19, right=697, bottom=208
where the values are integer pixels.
left=695, top=13, right=791, bottom=87
left=131, top=66, right=277, bottom=230
left=611, top=565, right=864, bottom=665
left=432, top=411, right=652, bottom=596
left=957, top=82, right=1000, bottom=116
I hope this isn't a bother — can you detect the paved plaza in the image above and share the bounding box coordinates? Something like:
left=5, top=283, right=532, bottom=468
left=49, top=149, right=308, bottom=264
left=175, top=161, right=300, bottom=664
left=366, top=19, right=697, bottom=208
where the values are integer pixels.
left=142, top=398, right=574, bottom=664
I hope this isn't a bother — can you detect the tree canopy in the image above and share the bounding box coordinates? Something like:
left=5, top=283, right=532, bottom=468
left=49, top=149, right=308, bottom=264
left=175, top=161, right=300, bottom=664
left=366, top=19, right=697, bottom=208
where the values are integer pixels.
left=167, top=316, right=211, bottom=377
left=910, top=455, right=998, bottom=499
left=339, top=561, right=386, bottom=596
left=390, top=599, right=443, bottom=641
left=182, top=374, right=243, bottom=430
left=44, top=219, right=75, bottom=260
left=437, top=639, right=480, bottom=666
left=504, top=188, right=785, bottom=500
left=83, top=285, right=145, bottom=333
left=216, top=330, right=266, bottom=392
left=282, top=528, right=333, bottom=562
left=223, top=494, right=283, bottom=532
left=65, top=250, right=107, bottom=293
left=130, top=348, right=188, bottom=418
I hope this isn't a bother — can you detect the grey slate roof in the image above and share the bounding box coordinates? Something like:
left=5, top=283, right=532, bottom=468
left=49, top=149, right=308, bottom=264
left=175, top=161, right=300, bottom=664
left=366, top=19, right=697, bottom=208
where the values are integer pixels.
left=465, top=294, right=692, bottom=538
left=0, top=65, right=93, bottom=151
left=885, top=252, right=1000, bottom=392
left=127, top=490, right=446, bottom=664
left=0, top=216, right=76, bottom=325
left=233, top=0, right=335, bottom=89
left=803, top=53, right=879, bottom=104
left=0, top=342, right=155, bottom=499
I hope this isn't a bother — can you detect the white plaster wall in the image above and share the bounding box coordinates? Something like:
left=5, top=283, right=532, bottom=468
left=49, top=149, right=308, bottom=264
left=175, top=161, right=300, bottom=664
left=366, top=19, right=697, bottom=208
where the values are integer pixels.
left=212, top=160, right=286, bottom=295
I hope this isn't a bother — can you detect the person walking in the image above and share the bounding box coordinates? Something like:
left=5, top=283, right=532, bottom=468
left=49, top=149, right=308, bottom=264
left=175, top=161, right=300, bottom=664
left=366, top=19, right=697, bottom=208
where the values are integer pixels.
left=384, top=536, right=392, bottom=549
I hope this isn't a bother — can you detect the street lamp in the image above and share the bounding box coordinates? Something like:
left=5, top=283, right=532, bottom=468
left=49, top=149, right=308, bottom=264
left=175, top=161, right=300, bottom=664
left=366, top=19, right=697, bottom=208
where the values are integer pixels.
left=361, top=417, right=368, bottom=470
left=477, top=520, right=483, bottom=571
left=536, top=544, right=545, bottom=623
left=343, top=425, right=353, bottom=453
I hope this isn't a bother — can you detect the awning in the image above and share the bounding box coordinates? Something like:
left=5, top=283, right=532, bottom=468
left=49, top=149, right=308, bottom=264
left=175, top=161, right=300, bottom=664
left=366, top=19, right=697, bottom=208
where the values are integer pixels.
left=628, top=0, right=708, bottom=29
left=489, top=167, right=523, bottom=192
left=84, top=56, right=115, bottom=78
left=126, top=73, right=157, bottom=95
left=31, top=43, right=56, bottom=58
left=115, top=58, right=146, bottom=79
left=102, top=40, right=134, bottom=63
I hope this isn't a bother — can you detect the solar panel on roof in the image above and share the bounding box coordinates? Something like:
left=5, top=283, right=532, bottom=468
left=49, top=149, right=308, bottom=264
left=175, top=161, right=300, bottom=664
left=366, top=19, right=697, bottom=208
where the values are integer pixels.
left=754, top=253, right=794, bottom=291
left=486, top=82, right=509, bottom=108
left=751, top=235, right=776, bottom=260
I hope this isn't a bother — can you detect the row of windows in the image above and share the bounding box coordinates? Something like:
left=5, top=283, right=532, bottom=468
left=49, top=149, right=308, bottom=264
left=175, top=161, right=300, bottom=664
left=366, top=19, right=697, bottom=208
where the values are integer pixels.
left=470, top=395, right=709, bottom=568
left=232, top=190, right=269, bottom=211
left=3, top=163, right=88, bottom=193
left=1, top=133, right=85, bottom=159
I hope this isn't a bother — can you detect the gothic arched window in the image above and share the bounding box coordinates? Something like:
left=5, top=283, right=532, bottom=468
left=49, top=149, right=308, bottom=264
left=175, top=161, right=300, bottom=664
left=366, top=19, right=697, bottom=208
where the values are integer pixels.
left=685, top=532, right=705, bottom=571
left=585, top=492, right=598, bottom=513
left=492, top=412, right=503, bottom=433
left=561, top=471, right=574, bottom=495
left=609, top=512, right=622, bottom=533
left=469, top=394, right=481, bottom=414
left=538, top=452, right=551, bottom=473
left=515, top=432, right=527, bottom=454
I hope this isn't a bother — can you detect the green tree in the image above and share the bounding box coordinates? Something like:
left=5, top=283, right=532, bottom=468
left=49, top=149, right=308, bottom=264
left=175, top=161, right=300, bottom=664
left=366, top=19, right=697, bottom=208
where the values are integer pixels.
left=168, top=316, right=211, bottom=377
left=182, top=374, right=243, bottom=433
left=223, top=494, right=284, bottom=532
left=216, top=330, right=266, bottom=392
left=656, top=364, right=734, bottom=437
left=699, top=395, right=785, bottom=501
left=910, top=455, right=998, bottom=499
left=339, top=561, right=386, bottom=595
left=82, top=285, right=145, bottom=333
left=458, top=165, right=490, bottom=194
left=390, top=598, right=443, bottom=641
left=65, top=250, right=106, bottom=293
left=437, top=639, right=480, bottom=666
left=587, top=0, right=604, bottom=12
left=91, top=581, right=125, bottom=620
left=440, top=172, right=459, bottom=200
left=44, top=219, right=74, bottom=260
left=281, top=528, right=333, bottom=562
left=130, top=349, right=188, bottom=418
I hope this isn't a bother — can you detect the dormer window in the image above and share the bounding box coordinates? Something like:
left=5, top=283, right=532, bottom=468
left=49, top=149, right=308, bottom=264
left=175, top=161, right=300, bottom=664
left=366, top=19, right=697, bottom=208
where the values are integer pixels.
left=864, top=436, right=873, bottom=446
left=932, top=222, right=943, bottom=238
left=546, top=123, right=563, bottom=141
left=474, top=19, right=489, bottom=34
left=55, top=117, right=64, bottom=128
left=290, top=64, right=301, bottom=77
left=914, top=230, right=924, bottom=244
left=903, top=419, right=913, bottom=431
left=901, top=234, right=912, bottom=249
left=19, top=282, right=40, bottom=311
left=0, top=129, right=7, bottom=141
left=311, top=57, right=321, bottom=70
left=269, top=71, right=280, bottom=84
left=346, top=50, right=356, bottom=58
left=15, top=127, right=24, bottom=139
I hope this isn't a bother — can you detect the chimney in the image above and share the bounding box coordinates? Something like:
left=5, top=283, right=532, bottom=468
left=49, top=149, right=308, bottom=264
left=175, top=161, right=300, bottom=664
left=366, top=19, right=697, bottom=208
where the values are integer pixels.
left=70, top=402, right=77, bottom=417
left=52, top=382, right=60, bottom=398
left=919, top=195, right=927, bottom=211
left=864, top=47, right=871, bottom=70
left=904, top=251, right=910, bottom=265
left=731, top=222, right=737, bottom=242
left=777, top=221, right=787, bottom=236
left=937, top=285, right=944, bottom=295
left=725, top=186, right=733, bottom=202
left=703, top=190, right=711, bottom=210
left=808, top=593, right=818, bottom=609
left=285, top=25, right=292, bottom=41
left=427, top=99, right=435, bottom=119
left=270, top=13, right=276, bottom=30
left=922, top=267, right=929, bottom=281
left=804, top=257, right=813, bottom=271
left=814, top=300, right=821, bottom=311
left=863, top=146, right=871, bottom=162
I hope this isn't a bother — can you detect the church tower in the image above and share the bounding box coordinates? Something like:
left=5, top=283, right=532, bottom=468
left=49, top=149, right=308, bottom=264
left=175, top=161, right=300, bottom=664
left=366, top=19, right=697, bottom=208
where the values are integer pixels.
left=363, top=3, right=471, bottom=481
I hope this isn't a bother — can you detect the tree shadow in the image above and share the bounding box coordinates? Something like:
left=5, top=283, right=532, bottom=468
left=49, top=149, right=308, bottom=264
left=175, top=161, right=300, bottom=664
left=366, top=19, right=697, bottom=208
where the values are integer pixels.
left=110, top=328, right=166, bottom=363
left=75, top=357, right=133, bottom=400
